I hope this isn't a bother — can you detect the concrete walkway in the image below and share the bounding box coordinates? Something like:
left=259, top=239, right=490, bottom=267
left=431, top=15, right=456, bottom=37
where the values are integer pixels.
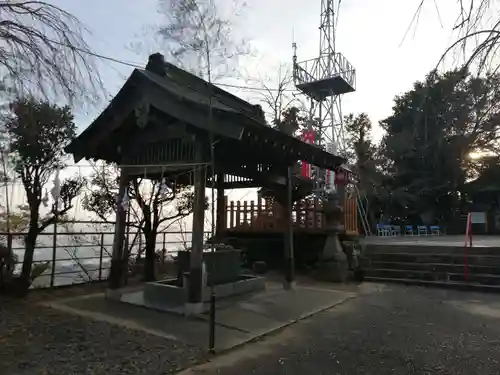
left=44, top=282, right=357, bottom=351
left=177, top=283, right=500, bottom=375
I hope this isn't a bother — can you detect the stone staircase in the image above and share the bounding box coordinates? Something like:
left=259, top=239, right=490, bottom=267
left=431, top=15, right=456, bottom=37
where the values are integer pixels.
left=363, top=243, right=500, bottom=291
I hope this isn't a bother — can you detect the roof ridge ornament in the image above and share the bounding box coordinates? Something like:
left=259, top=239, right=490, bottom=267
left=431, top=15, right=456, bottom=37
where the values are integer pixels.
left=146, top=53, right=166, bottom=76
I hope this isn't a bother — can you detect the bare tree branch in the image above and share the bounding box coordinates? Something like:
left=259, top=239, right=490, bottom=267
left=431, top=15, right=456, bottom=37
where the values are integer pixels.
left=0, top=1, right=103, bottom=107
left=83, top=160, right=200, bottom=281
left=154, top=0, right=250, bottom=81
left=251, top=62, right=307, bottom=126
left=408, top=0, right=500, bottom=73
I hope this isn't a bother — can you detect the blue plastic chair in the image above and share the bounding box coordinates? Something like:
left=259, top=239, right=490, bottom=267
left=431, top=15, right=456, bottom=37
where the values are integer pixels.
left=417, top=225, right=428, bottom=236
left=377, top=224, right=390, bottom=236
left=391, top=225, right=401, bottom=236
left=405, top=225, right=414, bottom=236
left=429, top=225, right=441, bottom=236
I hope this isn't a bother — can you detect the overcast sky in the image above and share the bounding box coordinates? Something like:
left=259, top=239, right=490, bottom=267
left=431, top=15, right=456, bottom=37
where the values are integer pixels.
left=50, top=0, right=462, bottom=142
left=5, top=0, right=469, bottom=219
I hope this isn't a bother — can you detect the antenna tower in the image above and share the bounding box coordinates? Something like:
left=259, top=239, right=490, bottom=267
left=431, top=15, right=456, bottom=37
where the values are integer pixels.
left=293, top=1, right=371, bottom=235
left=293, top=0, right=355, bottom=157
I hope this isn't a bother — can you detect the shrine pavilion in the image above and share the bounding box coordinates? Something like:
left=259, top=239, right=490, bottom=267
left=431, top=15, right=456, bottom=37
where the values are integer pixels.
left=65, top=53, right=347, bottom=313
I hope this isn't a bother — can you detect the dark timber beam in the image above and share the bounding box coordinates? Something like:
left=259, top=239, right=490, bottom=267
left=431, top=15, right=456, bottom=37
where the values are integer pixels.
left=215, top=173, right=226, bottom=239
left=186, top=139, right=207, bottom=314
left=107, top=166, right=129, bottom=296
left=214, top=157, right=289, bottom=188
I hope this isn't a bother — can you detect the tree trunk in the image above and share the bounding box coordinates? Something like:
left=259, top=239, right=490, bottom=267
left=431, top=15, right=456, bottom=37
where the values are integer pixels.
left=19, top=213, right=39, bottom=292
left=143, top=230, right=157, bottom=282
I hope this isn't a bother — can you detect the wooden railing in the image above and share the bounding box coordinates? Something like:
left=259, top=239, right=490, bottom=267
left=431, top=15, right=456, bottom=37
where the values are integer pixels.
left=225, top=195, right=358, bottom=235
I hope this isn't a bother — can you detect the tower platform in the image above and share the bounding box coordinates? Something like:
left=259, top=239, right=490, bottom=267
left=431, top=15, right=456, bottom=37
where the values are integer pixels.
left=294, top=52, right=355, bottom=100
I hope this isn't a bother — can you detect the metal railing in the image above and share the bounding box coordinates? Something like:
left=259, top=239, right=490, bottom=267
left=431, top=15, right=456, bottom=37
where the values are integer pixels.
left=0, top=227, right=210, bottom=289
left=294, top=52, right=356, bottom=90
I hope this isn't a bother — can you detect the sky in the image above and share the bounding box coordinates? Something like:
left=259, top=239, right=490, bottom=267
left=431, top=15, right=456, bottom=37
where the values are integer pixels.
left=50, top=0, right=462, bottom=140
left=2, top=0, right=469, bottom=222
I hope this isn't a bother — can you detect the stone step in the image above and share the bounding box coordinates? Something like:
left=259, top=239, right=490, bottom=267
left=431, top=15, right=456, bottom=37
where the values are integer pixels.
left=364, top=268, right=500, bottom=285
left=364, top=261, right=500, bottom=275
left=365, top=244, right=500, bottom=256
left=364, top=276, right=500, bottom=293
left=363, top=252, right=500, bottom=267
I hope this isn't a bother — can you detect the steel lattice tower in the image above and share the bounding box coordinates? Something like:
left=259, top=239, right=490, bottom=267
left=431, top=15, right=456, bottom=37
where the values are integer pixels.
left=293, top=1, right=371, bottom=235
left=293, top=0, right=355, bottom=158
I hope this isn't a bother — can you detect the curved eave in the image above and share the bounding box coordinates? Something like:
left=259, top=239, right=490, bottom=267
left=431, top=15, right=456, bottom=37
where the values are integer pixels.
left=65, top=65, right=346, bottom=170
left=65, top=70, right=144, bottom=163
left=240, top=124, right=346, bottom=170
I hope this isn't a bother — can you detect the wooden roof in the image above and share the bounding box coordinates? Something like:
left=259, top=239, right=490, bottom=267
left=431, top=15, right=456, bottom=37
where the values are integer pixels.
left=65, top=53, right=345, bottom=171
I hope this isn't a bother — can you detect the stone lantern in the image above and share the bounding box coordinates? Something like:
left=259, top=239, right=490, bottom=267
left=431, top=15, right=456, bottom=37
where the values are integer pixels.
left=314, top=190, right=349, bottom=282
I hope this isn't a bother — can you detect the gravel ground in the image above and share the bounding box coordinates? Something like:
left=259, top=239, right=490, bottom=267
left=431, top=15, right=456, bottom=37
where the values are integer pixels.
left=4, top=284, right=500, bottom=375
left=0, top=301, right=205, bottom=375
left=184, top=284, right=500, bottom=375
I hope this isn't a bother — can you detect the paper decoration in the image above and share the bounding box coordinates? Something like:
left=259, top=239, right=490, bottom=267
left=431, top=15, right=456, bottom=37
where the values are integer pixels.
left=301, top=129, right=315, bottom=179
left=51, top=169, right=61, bottom=210
left=120, top=187, right=130, bottom=210
left=42, top=189, right=49, bottom=208
left=159, top=178, right=169, bottom=197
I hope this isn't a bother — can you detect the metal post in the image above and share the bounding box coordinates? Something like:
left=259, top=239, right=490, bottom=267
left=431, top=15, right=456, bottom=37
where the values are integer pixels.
left=208, top=149, right=217, bottom=354
left=215, top=173, right=225, bottom=240
left=98, top=233, right=104, bottom=281
left=138, top=225, right=142, bottom=260
left=7, top=233, right=12, bottom=260
left=50, top=214, right=58, bottom=288
left=284, top=166, right=295, bottom=290
left=162, top=233, right=166, bottom=262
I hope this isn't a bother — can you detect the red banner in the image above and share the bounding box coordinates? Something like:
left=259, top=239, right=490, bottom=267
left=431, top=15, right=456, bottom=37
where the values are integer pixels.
left=334, top=170, right=347, bottom=185
left=301, top=130, right=315, bottom=179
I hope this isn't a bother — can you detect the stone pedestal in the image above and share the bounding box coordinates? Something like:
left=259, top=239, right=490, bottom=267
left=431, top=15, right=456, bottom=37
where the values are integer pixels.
left=315, top=234, right=349, bottom=282
left=185, top=302, right=204, bottom=315
left=282, top=280, right=297, bottom=290
left=314, top=190, right=350, bottom=282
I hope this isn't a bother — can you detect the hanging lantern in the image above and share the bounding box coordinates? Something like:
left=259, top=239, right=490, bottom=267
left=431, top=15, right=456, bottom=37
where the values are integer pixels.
left=334, top=170, right=347, bottom=186
left=42, top=189, right=49, bottom=208
left=159, top=178, right=169, bottom=197
left=121, top=187, right=130, bottom=210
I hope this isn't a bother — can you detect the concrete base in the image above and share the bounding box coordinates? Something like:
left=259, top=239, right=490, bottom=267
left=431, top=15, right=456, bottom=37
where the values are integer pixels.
left=144, top=279, right=186, bottom=306
left=105, top=288, right=123, bottom=301
left=54, top=281, right=358, bottom=352
left=121, top=275, right=267, bottom=315
left=142, top=275, right=265, bottom=307
left=283, top=281, right=297, bottom=290
left=184, top=302, right=204, bottom=315
left=314, top=261, right=349, bottom=282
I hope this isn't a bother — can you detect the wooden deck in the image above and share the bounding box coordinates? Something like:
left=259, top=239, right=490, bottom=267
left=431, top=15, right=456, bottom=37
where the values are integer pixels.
left=224, top=195, right=358, bottom=235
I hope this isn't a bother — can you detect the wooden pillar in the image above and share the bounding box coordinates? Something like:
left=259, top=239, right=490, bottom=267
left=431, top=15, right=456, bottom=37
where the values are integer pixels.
left=336, top=179, right=346, bottom=231
left=186, top=140, right=206, bottom=314
left=283, top=166, right=295, bottom=290
left=108, top=167, right=128, bottom=292
left=215, top=172, right=225, bottom=239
